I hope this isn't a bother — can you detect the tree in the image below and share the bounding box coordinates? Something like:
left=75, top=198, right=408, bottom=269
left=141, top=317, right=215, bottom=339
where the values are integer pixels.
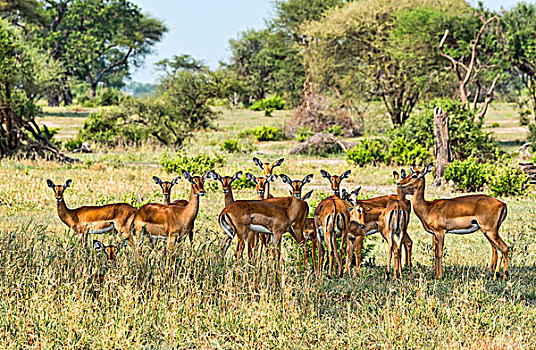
left=503, top=3, right=536, bottom=121
left=302, top=0, right=469, bottom=125
left=34, top=0, right=166, bottom=102
left=0, top=18, right=68, bottom=160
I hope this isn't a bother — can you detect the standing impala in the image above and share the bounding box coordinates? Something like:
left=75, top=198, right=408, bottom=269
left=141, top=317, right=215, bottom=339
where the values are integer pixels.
left=397, top=164, right=509, bottom=280
left=253, top=157, right=284, bottom=198
left=47, top=179, right=136, bottom=248
left=132, top=171, right=207, bottom=251
left=153, top=176, right=188, bottom=206
left=219, top=174, right=307, bottom=263
left=315, top=169, right=352, bottom=277
left=247, top=173, right=278, bottom=200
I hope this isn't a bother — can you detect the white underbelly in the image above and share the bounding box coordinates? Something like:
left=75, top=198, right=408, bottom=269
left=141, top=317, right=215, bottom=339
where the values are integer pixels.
left=249, top=224, right=272, bottom=234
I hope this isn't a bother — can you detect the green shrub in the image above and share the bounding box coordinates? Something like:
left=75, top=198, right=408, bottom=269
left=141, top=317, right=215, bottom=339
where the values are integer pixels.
left=250, top=95, right=285, bottom=112
left=527, top=124, right=536, bottom=152
left=491, top=122, right=500, bottom=128
left=325, top=124, right=343, bottom=136
left=386, top=137, right=431, bottom=166
left=345, top=139, right=385, bottom=167
left=220, top=139, right=241, bottom=153
left=64, top=138, right=83, bottom=151
left=388, top=98, right=499, bottom=161
left=160, top=153, right=225, bottom=175
left=444, top=157, right=490, bottom=192
left=295, top=127, right=313, bottom=142
left=248, top=126, right=285, bottom=142
left=231, top=174, right=257, bottom=190
left=488, top=166, right=530, bottom=197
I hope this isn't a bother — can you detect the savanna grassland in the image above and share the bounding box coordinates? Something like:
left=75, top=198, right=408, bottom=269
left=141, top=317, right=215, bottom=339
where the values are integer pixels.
left=1, top=104, right=536, bottom=349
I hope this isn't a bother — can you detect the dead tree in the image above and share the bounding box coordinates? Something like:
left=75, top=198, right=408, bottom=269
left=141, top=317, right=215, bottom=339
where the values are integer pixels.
left=438, top=12, right=502, bottom=120
left=433, top=107, right=452, bottom=186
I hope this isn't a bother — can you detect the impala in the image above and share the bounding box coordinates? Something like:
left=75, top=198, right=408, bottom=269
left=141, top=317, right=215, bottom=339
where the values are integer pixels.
left=397, top=164, right=509, bottom=280
left=132, top=171, right=207, bottom=251
left=253, top=157, right=284, bottom=198
left=353, top=198, right=410, bottom=279
left=47, top=179, right=136, bottom=248
left=302, top=217, right=318, bottom=273
left=153, top=176, right=188, bottom=206
left=93, top=239, right=129, bottom=264
left=247, top=173, right=278, bottom=200
left=315, top=169, right=352, bottom=277
left=219, top=174, right=307, bottom=263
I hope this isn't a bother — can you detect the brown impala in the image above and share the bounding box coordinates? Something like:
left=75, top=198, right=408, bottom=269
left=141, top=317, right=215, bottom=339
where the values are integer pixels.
left=47, top=179, right=136, bottom=248
left=397, top=164, right=509, bottom=280
left=132, top=171, right=207, bottom=251
left=219, top=174, right=307, bottom=263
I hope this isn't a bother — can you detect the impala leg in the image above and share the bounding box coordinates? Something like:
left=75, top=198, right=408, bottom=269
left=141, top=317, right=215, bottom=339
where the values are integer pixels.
left=435, top=232, right=445, bottom=279
left=221, top=235, right=233, bottom=257
left=273, top=232, right=282, bottom=266
left=488, top=233, right=509, bottom=281
left=311, top=240, right=318, bottom=275
left=344, top=236, right=355, bottom=276
left=167, top=234, right=176, bottom=252
left=482, top=232, right=499, bottom=273
left=354, top=233, right=364, bottom=272
left=403, top=232, right=413, bottom=268
left=247, top=231, right=257, bottom=262
left=303, top=241, right=310, bottom=270
left=326, top=234, right=334, bottom=277
left=333, top=234, right=344, bottom=277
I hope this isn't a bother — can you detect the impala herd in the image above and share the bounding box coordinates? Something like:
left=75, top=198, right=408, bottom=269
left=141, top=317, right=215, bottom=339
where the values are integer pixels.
left=46, top=157, right=510, bottom=281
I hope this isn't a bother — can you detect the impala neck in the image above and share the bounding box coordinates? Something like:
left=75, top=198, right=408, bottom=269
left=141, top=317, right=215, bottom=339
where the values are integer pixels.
left=183, top=184, right=201, bottom=219
left=286, top=196, right=302, bottom=224
left=57, top=197, right=75, bottom=227
left=224, top=187, right=234, bottom=206
left=411, top=180, right=429, bottom=219
left=396, top=187, right=406, bottom=201
left=164, top=197, right=171, bottom=205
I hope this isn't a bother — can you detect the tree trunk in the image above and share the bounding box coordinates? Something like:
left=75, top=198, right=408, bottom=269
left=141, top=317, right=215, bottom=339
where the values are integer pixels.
left=433, top=107, right=452, bottom=186
left=47, top=92, right=60, bottom=107
left=89, top=82, right=97, bottom=99
left=62, top=86, right=73, bottom=106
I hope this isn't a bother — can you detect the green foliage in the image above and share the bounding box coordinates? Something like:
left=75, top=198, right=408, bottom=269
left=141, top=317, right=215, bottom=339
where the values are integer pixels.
left=246, top=126, right=285, bottom=142
left=488, top=166, right=530, bottom=197
left=295, top=127, right=313, bottom=142
left=325, top=124, right=343, bottom=137
left=231, top=175, right=257, bottom=190
left=527, top=124, right=536, bottom=151
left=491, top=122, right=500, bottom=128
left=250, top=95, right=286, bottom=112
left=63, top=138, right=83, bottom=152
left=444, top=157, right=490, bottom=192
left=345, top=139, right=385, bottom=167
left=389, top=98, right=499, bottom=161
left=386, top=137, right=431, bottom=166
left=160, top=153, right=225, bottom=175
left=220, top=139, right=241, bottom=153
left=78, top=87, right=123, bottom=107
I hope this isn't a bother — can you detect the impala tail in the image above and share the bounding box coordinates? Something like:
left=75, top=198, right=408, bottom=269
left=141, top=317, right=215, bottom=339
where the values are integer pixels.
left=219, top=213, right=237, bottom=239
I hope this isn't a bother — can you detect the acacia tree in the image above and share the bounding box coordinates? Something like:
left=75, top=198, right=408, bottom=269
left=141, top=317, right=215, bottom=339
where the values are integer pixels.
left=34, top=0, right=166, bottom=103
left=301, top=0, right=469, bottom=125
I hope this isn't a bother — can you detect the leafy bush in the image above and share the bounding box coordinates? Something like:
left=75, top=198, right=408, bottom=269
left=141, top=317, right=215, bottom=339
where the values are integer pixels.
left=388, top=98, right=499, bottom=161
left=488, top=167, right=530, bottom=197
left=444, top=157, right=490, bottom=192
left=248, top=126, right=285, bottom=142
left=527, top=124, right=536, bottom=152
left=64, top=138, right=83, bottom=151
left=325, top=124, right=343, bottom=136
left=160, top=153, right=225, bottom=175
left=386, top=137, right=431, bottom=166
left=345, top=138, right=385, bottom=167
left=220, top=139, right=241, bottom=153
left=78, top=87, right=123, bottom=107
left=295, top=127, right=313, bottom=142
left=231, top=174, right=256, bottom=190
left=491, top=122, right=500, bottom=128
left=250, top=95, right=285, bottom=112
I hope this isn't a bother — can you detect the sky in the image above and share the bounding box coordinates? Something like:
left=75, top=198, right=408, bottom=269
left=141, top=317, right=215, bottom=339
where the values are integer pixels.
left=130, top=0, right=533, bottom=84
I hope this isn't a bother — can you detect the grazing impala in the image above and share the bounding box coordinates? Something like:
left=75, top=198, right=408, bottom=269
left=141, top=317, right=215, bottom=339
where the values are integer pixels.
left=352, top=198, right=410, bottom=279
left=315, top=170, right=352, bottom=277
left=397, top=164, right=509, bottom=280
left=219, top=174, right=308, bottom=263
left=47, top=179, right=136, bottom=248
left=153, top=176, right=188, bottom=206
left=133, top=171, right=207, bottom=251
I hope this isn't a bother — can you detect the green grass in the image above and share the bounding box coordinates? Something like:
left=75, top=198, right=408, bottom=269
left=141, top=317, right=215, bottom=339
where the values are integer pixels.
left=0, top=103, right=535, bottom=348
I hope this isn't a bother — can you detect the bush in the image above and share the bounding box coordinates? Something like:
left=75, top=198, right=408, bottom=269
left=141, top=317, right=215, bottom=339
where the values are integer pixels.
left=386, top=137, right=431, bottom=166
left=488, top=167, right=530, bottom=197
left=527, top=124, right=536, bottom=152
left=78, top=87, right=123, bottom=107
left=295, top=127, right=313, bottom=142
left=388, top=98, right=499, bottom=162
left=325, top=124, right=343, bottom=137
left=247, top=126, right=285, bottom=142
left=231, top=175, right=256, bottom=190
left=444, top=157, right=490, bottom=192
left=220, top=139, right=241, bottom=153
left=250, top=95, right=285, bottom=112
left=345, top=138, right=385, bottom=167
left=160, top=153, right=225, bottom=175
left=64, top=138, right=83, bottom=151
left=491, top=122, right=500, bottom=128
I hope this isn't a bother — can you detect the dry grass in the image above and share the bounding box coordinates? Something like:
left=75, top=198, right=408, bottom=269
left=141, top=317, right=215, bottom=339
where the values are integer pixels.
left=0, top=104, right=535, bottom=348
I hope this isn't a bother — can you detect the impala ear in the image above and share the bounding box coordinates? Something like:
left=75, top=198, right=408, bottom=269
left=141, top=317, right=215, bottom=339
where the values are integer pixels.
left=393, top=171, right=400, bottom=181
left=172, top=176, right=181, bottom=185
left=64, top=179, right=72, bottom=189
left=152, top=176, right=162, bottom=186
left=46, top=179, right=55, bottom=189
left=289, top=189, right=293, bottom=196
left=352, top=186, right=361, bottom=197
left=182, top=171, right=193, bottom=183
left=341, top=189, right=348, bottom=201
left=93, top=240, right=106, bottom=252
left=302, top=190, right=313, bottom=201
left=273, top=158, right=284, bottom=168
left=340, top=170, right=351, bottom=181
left=246, top=173, right=257, bottom=184
left=320, top=170, right=331, bottom=181
left=280, top=174, right=292, bottom=185
left=349, top=192, right=358, bottom=207
left=210, top=171, right=222, bottom=182
left=267, top=174, right=278, bottom=183
left=410, top=165, right=418, bottom=174
left=302, top=174, right=313, bottom=185
left=231, top=171, right=242, bottom=182
left=253, top=157, right=264, bottom=170
left=400, top=169, right=407, bottom=179
left=422, top=164, right=433, bottom=177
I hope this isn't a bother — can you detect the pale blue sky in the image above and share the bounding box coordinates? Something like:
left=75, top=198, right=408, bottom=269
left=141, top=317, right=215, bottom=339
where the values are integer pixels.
left=130, top=0, right=532, bottom=83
